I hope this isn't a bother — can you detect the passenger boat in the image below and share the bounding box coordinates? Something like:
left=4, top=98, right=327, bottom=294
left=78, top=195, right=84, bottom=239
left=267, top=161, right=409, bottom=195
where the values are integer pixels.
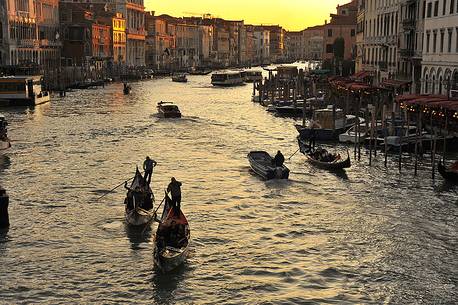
left=157, top=101, right=181, bottom=118
left=244, top=71, right=263, bottom=82
left=153, top=193, right=190, bottom=273
left=172, top=74, right=188, bottom=83
left=298, top=137, right=351, bottom=170
left=438, top=160, right=458, bottom=183
left=0, top=115, right=11, bottom=152
left=247, top=151, right=290, bottom=180
left=0, top=75, right=50, bottom=106
left=211, top=72, right=244, bottom=86
left=295, top=106, right=360, bottom=141
left=273, top=100, right=306, bottom=117
left=124, top=169, right=155, bottom=227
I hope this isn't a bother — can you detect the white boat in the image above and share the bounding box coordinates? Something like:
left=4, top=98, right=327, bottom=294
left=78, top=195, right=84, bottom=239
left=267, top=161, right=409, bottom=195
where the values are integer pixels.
left=0, top=75, right=50, bottom=107
left=0, top=114, right=11, bottom=152
left=211, top=72, right=244, bottom=86
left=245, top=71, right=263, bottom=82
left=385, top=126, right=430, bottom=147
left=339, top=123, right=383, bottom=144
left=172, top=74, right=187, bottom=83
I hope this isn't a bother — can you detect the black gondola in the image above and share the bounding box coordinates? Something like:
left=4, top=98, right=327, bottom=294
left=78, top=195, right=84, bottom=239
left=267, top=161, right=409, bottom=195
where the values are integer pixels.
left=247, top=151, right=290, bottom=180
left=124, top=168, right=155, bottom=226
left=438, top=160, right=458, bottom=183
left=298, top=137, right=351, bottom=170
left=123, top=83, right=131, bottom=95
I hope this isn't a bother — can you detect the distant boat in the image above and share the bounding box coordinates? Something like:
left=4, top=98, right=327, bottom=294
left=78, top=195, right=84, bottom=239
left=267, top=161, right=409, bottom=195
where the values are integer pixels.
left=244, top=71, right=263, bottom=82
left=124, top=169, right=155, bottom=227
left=123, top=84, right=131, bottom=95
left=438, top=160, right=458, bottom=183
left=172, top=74, right=188, bottom=83
left=153, top=193, right=190, bottom=272
left=157, top=101, right=181, bottom=118
left=247, top=151, right=290, bottom=180
left=189, top=68, right=212, bottom=75
left=211, top=72, right=244, bottom=86
left=0, top=114, right=11, bottom=152
left=298, top=137, right=351, bottom=170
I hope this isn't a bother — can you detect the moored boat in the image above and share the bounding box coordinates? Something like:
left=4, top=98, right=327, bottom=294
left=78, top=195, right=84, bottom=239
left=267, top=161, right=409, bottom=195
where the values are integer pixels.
left=0, top=75, right=50, bottom=107
left=124, top=169, right=155, bottom=226
left=0, top=115, right=11, bottom=152
left=247, top=151, right=290, bottom=180
left=298, top=137, right=350, bottom=170
left=438, top=160, right=458, bottom=183
left=211, top=72, right=244, bottom=86
left=153, top=193, right=190, bottom=272
left=123, top=83, right=131, bottom=95
left=157, top=101, right=181, bottom=118
left=172, top=74, right=188, bottom=83
left=189, top=68, right=212, bottom=75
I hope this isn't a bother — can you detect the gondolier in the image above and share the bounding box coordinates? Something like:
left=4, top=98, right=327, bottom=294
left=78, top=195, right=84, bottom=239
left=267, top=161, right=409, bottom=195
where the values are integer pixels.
left=167, top=177, right=182, bottom=214
left=143, top=156, right=157, bottom=185
left=273, top=150, right=285, bottom=167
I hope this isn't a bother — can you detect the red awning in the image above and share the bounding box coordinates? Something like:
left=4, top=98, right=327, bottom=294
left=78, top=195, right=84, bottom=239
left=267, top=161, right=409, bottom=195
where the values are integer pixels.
left=381, top=79, right=412, bottom=88
left=352, top=71, right=373, bottom=80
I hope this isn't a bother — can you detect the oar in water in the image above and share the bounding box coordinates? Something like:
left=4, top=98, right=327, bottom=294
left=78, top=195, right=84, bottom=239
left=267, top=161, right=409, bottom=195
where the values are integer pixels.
left=95, top=176, right=135, bottom=202
left=287, top=148, right=300, bottom=161
left=141, top=191, right=169, bottom=235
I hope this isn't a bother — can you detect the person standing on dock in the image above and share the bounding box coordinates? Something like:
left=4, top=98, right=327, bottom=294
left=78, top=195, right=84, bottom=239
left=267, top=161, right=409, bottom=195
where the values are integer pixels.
left=143, top=156, right=157, bottom=185
left=167, top=177, right=182, bottom=214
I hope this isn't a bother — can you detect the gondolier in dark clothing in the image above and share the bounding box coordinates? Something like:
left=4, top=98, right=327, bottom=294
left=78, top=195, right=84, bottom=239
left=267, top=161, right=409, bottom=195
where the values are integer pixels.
left=273, top=150, right=285, bottom=167
left=167, top=177, right=182, bottom=214
left=143, top=156, right=157, bottom=185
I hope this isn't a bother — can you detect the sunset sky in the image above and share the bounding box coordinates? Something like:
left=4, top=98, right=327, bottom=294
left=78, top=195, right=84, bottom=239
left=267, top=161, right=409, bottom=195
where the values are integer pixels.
left=145, top=0, right=351, bottom=31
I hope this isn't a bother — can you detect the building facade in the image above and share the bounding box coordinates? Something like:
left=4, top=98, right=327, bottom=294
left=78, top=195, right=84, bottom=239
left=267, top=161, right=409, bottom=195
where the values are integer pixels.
left=421, top=0, right=458, bottom=94
left=253, top=27, right=270, bottom=65
left=302, top=25, right=324, bottom=60
left=285, top=31, right=303, bottom=62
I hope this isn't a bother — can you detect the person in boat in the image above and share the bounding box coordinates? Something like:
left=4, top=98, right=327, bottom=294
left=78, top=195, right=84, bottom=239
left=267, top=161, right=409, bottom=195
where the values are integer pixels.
left=273, top=150, right=285, bottom=167
left=124, top=184, right=143, bottom=210
left=167, top=177, right=182, bottom=214
left=143, top=156, right=157, bottom=185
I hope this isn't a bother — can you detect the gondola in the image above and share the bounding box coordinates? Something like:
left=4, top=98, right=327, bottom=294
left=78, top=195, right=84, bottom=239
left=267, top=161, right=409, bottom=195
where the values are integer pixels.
left=153, top=193, right=190, bottom=273
left=123, top=84, right=131, bottom=95
left=247, top=151, right=290, bottom=180
left=438, top=160, right=458, bottom=183
left=298, top=137, right=351, bottom=170
left=124, top=168, right=155, bottom=226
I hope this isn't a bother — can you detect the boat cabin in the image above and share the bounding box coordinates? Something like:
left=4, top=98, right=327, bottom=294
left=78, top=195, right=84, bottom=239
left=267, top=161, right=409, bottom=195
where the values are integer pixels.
left=245, top=71, right=263, bottom=82
left=313, top=106, right=346, bottom=129
left=0, top=75, right=50, bottom=106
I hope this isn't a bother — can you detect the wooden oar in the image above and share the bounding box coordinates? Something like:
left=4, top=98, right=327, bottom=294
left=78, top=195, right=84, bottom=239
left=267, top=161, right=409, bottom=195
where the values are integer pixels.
left=95, top=176, right=135, bottom=202
left=142, top=192, right=169, bottom=235
left=287, top=148, right=300, bottom=161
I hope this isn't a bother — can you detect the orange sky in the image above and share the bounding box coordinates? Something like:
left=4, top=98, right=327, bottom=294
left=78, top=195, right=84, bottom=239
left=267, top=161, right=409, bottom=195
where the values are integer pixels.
left=144, top=0, right=351, bottom=31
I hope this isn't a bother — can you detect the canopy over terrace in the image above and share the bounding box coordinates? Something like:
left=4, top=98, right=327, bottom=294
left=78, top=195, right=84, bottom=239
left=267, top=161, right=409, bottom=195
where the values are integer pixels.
left=395, top=94, right=458, bottom=132
left=328, top=77, right=381, bottom=97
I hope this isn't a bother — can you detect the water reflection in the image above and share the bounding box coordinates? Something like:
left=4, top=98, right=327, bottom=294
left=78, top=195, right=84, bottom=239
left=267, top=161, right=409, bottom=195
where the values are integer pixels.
left=124, top=223, right=152, bottom=250
left=0, top=155, right=11, bottom=172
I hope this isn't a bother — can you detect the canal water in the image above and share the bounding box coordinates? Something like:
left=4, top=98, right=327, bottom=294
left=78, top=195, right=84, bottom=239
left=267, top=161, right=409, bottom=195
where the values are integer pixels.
left=0, top=73, right=456, bottom=304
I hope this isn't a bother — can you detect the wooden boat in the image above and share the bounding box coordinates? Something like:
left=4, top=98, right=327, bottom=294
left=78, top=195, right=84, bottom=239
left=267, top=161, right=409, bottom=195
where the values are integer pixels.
left=153, top=193, right=190, bottom=272
left=157, top=101, right=181, bottom=118
left=438, top=160, right=458, bottom=183
left=298, top=137, right=351, bottom=170
left=0, top=115, right=11, bottom=152
left=124, top=169, right=155, bottom=226
left=247, top=151, right=290, bottom=180
left=172, top=74, right=188, bottom=83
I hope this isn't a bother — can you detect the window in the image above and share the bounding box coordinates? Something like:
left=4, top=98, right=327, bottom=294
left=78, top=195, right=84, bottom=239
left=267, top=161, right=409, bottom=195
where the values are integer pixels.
left=443, top=0, right=447, bottom=15
left=440, top=31, right=444, bottom=52
left=434, top=1, right=439, bottom=16
left=326, top=44, right=333, bottom=53
left=427, top=2, right=432, bottom=17
left=328, top=29, right=332, bottom=37
left=351, top=29, right=355, bottom=37
left=448, top=30, right=452, bottom=52
left=426, top=32, right=430, bottom=52
left=433, top=31, right=437, bottom=52
left=451, top=0, right=456, bottom=13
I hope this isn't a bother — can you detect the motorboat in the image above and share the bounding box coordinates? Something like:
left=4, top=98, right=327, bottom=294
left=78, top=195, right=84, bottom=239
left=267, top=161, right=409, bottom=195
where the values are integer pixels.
left=157, top=101, right=181, bottom=118
left=247, top=151, right=290, bottom=180
left=211, top=72, right=244, bottom=86
left=0, top=75, right=50, bottom=106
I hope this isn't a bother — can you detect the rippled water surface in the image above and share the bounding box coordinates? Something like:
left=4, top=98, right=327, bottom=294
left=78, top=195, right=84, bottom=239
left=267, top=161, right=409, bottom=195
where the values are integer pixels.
left=0, top=73, right=457, bottom=304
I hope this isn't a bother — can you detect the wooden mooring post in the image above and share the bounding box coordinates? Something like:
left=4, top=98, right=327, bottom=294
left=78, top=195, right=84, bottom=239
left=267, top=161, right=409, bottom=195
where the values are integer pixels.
left=0, top=186, right=9, bottom=229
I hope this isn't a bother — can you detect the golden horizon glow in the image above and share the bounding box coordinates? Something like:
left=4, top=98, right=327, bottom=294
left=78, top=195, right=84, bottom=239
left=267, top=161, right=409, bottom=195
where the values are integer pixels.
left=145, top=0, right=351, bottom=31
